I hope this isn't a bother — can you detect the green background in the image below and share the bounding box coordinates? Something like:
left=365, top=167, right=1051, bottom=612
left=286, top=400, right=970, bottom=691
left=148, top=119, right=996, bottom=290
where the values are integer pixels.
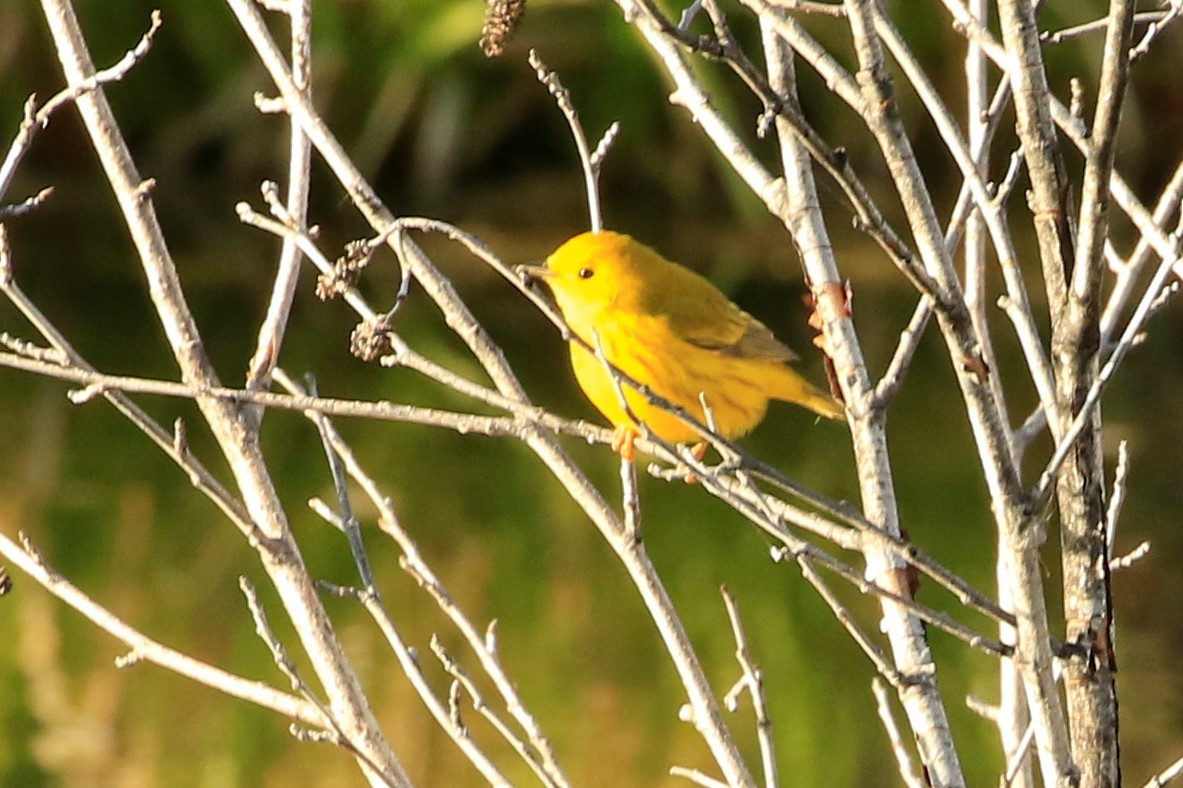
left=2, top=1, right=1182, bottom=785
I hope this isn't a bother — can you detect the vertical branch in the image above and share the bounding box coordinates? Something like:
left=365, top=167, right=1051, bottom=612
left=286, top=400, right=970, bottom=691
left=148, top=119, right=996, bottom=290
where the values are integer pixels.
left=963, top=0, right=1030, bottom=782
left=963, top=3, right=998, bottom=395
left=996, top=0, right=1072, bottom=329
left=758, top=12, right=965, bottom=786
left=1056, top=2, right=1136, bottom=784
left=246, top=0, right=314, bottom=399
left=1071, top=0, right=1136, bottom=300
left=614, top=0, right=787, bottom=217
left=528, top=50, right=615, bottom=233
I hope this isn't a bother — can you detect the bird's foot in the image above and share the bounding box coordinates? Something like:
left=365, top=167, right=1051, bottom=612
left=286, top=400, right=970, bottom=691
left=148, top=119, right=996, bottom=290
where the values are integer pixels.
left=681, top=441, right=709, bottom=485
left=611, top=425, right=638, bottom=463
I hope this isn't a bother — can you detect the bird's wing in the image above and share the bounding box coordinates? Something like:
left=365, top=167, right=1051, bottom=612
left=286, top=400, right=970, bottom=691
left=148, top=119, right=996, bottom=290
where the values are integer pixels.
left=662, top=289, right=799, bottom=363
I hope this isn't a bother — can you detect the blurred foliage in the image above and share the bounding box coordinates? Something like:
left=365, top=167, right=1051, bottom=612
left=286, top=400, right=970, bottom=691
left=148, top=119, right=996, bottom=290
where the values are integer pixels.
left=2, top=0, right=1183, bottom=786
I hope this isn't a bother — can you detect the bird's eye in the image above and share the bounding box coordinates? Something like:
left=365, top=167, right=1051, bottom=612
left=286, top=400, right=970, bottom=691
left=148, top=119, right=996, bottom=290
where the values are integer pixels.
left=578, top=267, right=595, bottom=279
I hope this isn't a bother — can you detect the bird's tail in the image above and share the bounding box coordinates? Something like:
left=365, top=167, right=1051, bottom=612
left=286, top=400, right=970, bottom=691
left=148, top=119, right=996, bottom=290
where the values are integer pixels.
left=773, top=366, right=845, bottom=420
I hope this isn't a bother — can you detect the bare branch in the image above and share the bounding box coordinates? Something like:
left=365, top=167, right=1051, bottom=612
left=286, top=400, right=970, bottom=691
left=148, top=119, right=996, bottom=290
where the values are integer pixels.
left=1129, top=1, right=1183, bottom=62
left=428, top=637, right=563, bottom=787
left=0, top=532, right=323, bottom=726
left=1101, top=159, right=1183, bottom=342
left=1032, top=240, right=1181, bottom=504
left=528, top=49, right=612, bottom=232
left=321, top=582, right=512, bottom=786
left=872, top=679, right=926, bottom=788
left=306, top=412, right=569, bottom=785
left=40, top=0, right=411, bottom=780
left=1144, top=755, right=1183, bottom=788
left=669, top=765, right=730, bottom=788
left=1039, top=6, right=1182, bottom=53
left=720, top=587, right=777, bottom=788
left=0, top=11, right=162, bottom=205
left=1110, top=541, right=1150, bottom=572
left=1071, top=0, right=1137, bottom=306
left=0, top=347, right=569, bottom=441
left=1105, top=441, right=1131, bottom=555
left=624, top=0, right=942, bottom=300
left=245, top=0, right=314, bottom=402
left=872, top=296, right=932, bottom=405
left=0, top=243, right=258, bottom=541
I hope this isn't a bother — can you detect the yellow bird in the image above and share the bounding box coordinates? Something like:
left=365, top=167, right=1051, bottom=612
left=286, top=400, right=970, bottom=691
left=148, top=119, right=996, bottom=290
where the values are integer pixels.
left=525, top=231, right=843, bottom=459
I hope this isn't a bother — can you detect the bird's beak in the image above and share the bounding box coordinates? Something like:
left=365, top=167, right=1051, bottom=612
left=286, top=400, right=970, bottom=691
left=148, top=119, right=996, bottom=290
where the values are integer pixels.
left=516, top=263, right=554, bottom=283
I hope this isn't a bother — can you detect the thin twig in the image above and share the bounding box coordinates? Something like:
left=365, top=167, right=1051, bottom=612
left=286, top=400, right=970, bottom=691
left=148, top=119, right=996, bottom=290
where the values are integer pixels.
left=669, top=766, right=729, bottom=787
left=0, top=187, right=54, bottom=221
left=326, top=584, right=512, bottom=786
left=301, top=372, right=377, bottom=590
left=1071, top=0, right=1137, bottom=314
left=1144, top=754, right=1183, bottom=788
left=872, top=296, right=932, bottom=405
left=429, top=637, right=562, bottom=788
left=1110, top=541, right=1151, bottom=572
left=0, top=10, right=163, bottom=204
left=1129, top=0, right=1183, bottom=61
left=1002, top=719, right=1038, bottom=786
left=0, top=348, right=566, bottom=440
left=1101, top=159, right=1183, bottom=343
left=720, top=587, right=778, bottom=788
left=528, top=50, right=612, bottom=232
left=764, top=0, right=845, bottom=14
left=621, top=455, right=642, bottom=543
left=1031, top=239, right=1181, bottom=504
left=702, top=470, right=1013, bottom=657
left=1040, top=7, right=1179, bottom=47
left=244, top=0, right=314, bottom=402
left=1105, top=441, right=1130, bottom=555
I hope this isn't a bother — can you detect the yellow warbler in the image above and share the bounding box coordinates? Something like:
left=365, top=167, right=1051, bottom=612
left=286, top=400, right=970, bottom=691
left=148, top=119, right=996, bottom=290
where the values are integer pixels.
left=525, top=231, right=843, bottom=459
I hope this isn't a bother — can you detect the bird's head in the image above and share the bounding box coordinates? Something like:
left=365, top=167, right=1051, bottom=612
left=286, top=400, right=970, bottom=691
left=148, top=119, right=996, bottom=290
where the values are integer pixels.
left=521, top=231, right=651, bottom=332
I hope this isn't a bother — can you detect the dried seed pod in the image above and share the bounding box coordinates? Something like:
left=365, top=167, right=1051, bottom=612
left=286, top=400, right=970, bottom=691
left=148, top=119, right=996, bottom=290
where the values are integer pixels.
left=480, top=0, right=526, bottom=58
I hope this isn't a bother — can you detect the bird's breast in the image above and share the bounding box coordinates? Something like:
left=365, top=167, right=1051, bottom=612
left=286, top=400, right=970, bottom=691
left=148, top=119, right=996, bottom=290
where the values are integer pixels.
left=568, top=313, right=770, bottom=442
